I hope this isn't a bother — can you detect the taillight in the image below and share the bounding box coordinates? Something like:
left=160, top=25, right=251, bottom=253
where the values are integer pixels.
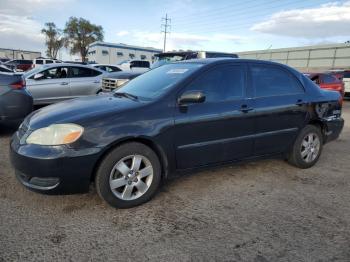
left=10, top=79, right=26, bottom=90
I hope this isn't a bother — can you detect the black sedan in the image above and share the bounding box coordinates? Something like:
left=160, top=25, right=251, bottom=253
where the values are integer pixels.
left=10, top=59, right=344, bottom=208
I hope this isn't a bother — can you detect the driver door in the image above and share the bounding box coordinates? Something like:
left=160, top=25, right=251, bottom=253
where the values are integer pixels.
left=173, top=64, right=254, bottom=169
left=26, top=67, right=70, bottom=104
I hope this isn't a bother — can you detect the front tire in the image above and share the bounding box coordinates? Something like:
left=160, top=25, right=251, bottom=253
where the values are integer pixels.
left=95, top=142, right=162, bottom=208
left=288, top=125, right=323, bottom=169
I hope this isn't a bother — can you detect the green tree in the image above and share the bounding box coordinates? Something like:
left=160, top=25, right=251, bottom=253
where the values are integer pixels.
left=41, top=22, right=64, bottom=59
left=64, top=17, right=104, bottom=62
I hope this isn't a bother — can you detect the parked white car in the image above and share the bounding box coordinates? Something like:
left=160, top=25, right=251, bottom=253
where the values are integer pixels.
left=23, top=63, right=106, bottom=105
left=32, top=58, right=62, bottom=69
left=117, top=60, right=150, bottom=73
left=343, top=70, right=350, bottom=96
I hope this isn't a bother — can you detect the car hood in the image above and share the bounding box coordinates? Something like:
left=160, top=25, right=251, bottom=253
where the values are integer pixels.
left=27, top=94, right=142, bottom=129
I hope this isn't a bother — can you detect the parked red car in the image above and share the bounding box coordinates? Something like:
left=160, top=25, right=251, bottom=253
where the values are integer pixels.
left=306, top=73, right=345, bottom=101
left=4, top=59, right=33, bottom=72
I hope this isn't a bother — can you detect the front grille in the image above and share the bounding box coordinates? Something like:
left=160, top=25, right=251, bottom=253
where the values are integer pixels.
left=102, top=78, right=118, bottom=92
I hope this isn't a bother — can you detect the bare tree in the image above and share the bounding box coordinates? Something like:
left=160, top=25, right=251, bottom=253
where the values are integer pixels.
left=41, top=22, right=64, bottom=59
left=64, top=17, right=104, bottom=62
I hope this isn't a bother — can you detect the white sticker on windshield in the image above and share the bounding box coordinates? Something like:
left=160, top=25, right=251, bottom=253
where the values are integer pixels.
left=166, top=69, right=189, bottom=74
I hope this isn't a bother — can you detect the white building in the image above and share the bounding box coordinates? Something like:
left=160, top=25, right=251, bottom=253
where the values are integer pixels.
left=0, top=48, right=41, bottom=60
left=238, top=43, right=350, bottom=72
left=87, top=41, right=162, bottom=64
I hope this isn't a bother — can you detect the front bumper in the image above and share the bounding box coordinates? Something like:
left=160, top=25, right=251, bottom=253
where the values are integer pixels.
left=10, top=133, right=103, bottom=194
left=323, top=117, right=344, bottom=143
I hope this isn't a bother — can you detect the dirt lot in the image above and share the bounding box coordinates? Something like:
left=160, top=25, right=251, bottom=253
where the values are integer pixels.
left=0, top=102, right=349, bottom=262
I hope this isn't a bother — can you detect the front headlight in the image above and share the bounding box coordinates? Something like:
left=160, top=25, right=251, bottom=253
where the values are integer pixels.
left=116, top=79, right=129, bottom=87
left=26, top=124, right=84, bottom=145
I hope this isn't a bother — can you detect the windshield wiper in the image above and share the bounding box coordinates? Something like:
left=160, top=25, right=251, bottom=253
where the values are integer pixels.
left=114, top=92, right=138, bottom=100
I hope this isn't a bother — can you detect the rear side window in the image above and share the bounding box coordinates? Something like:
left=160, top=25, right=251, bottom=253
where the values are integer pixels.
left=251, top=65, right=303, bottom=97
left=185, top=64, right=245, bottom=102
left=344, top=71, right=350, bottom=78
left=46, top=60, right=53, bottom=64
left=69, top=67, right=101, bottom=78
left=321, top=74, right=337, bottom=84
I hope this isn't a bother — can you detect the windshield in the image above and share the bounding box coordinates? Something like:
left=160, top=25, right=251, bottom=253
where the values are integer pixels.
left=151, top=55, right=187, bottom=69
left=115, top=63, right=203, bottom=101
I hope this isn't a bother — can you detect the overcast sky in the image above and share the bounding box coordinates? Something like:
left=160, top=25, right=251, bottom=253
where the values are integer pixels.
left=0, top=0, right=350, bottom=60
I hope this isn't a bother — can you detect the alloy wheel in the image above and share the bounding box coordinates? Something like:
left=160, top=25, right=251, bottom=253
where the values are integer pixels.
left=300, top=132, right=321, bottom=163
left=109, top=155, right=154, bottom=201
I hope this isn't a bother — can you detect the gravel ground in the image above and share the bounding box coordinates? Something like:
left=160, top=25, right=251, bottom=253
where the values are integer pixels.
left=0, top=102, right=350, bottom=262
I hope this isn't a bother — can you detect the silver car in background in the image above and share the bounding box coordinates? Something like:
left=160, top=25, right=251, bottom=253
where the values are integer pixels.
left=23, top=63, right=105, bottom=105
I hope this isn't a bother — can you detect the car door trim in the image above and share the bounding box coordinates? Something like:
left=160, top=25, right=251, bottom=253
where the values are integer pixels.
left=177, top=127, right=298, bottom=149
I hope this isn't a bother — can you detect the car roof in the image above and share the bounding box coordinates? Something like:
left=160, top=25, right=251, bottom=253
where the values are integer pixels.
left=174, top=58, right=291, bottom=67
left=155, top=51, right=236, bottom=56
left=38, top=63, right=101, bottom=69
left=92, top=64, right=119, bottom=67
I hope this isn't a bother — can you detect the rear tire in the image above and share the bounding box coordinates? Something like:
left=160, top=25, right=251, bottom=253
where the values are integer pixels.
left=288, top=125, right=323, bottom=169
left=95, top=142, right=161, bottom=208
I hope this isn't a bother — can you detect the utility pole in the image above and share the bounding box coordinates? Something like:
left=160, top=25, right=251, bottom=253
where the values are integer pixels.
left=161, top=14, right=171, bottom=52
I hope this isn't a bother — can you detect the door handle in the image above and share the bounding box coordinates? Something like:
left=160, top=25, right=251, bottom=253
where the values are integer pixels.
left=60, top=82, right=68, bottom=85
left=240, top=104, right=253, bottom=113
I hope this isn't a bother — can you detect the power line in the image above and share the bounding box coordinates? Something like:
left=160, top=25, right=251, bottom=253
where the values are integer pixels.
left=161, top=14, right=171, bottom=52
left=172, top=0, right=331, bottom=34
left=173, top=0, right=319, bottom=27
left=172, top=0, right=281, bottom=23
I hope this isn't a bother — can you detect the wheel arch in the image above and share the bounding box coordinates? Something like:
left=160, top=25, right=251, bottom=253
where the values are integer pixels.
left=308, top=119, right=327, bottom=142
left=90, top=137, right=169, bottom=182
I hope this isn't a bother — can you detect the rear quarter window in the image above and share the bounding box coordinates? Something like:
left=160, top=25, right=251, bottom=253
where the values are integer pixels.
left=321, top=74, right=338, bottom=84
left=251, top=65, right=304, bottom=97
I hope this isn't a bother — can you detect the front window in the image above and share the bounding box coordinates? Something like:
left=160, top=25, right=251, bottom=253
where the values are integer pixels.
left=23, top=66, right=50, bottom=78
left=41, top=67, right=68, bottom=79
left=116, top=63, right=203, bottom=101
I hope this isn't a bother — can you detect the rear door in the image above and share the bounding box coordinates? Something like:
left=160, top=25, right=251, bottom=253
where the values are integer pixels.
left=174, top=63, right=255, bottom=169
left=249, top=63, right=308, bottom=155
left=26, top=66, right=70, bottom=104
left=68, top=66, right=103, bottom=97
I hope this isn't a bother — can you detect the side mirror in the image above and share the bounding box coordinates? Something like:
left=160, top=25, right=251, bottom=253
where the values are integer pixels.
left=34, top=73, right=44, bottom=80
left=178, top=91, right=206, bottom=105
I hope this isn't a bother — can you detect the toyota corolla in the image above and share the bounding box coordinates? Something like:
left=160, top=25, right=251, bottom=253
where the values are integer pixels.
left=10, top=58, right=344, bottom=208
